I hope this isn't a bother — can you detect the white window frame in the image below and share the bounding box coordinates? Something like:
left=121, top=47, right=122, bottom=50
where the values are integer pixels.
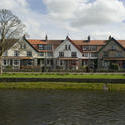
left=27, top=51, right=32, bottom=57
left=83, top=53, right=89, bottom=57
left=13, top=60, right=20, bottom=66
left=14, top=50, right=20, bottom=57
left=3, top=59, right=8, bottom=66
left=71, top=52, right=77, bottom=57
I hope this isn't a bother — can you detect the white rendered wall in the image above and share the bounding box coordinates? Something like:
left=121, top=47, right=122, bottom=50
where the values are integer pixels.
left=54, top=39, right=82, bottom=58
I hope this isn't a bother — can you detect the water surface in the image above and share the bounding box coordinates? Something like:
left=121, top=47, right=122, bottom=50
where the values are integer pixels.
left=0, top=89, right=125, bottom=125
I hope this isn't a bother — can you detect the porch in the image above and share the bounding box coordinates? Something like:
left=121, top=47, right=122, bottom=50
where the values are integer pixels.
left=56, top=58, right=80, bottom=70
left=99, top=57, right=125, bottom=70
left=2, top=57, right=34, bottom=70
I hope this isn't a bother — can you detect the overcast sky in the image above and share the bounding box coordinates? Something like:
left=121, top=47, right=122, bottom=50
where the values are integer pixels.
left=0, top=0, right=125, bottom=40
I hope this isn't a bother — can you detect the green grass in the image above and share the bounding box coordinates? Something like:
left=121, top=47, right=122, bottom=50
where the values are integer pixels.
left=0, top=73, right=125, bottom=79
left=0, top=82, right=125, bottom=91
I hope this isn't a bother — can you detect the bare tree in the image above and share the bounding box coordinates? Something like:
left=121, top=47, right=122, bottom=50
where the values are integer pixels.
left=0, top=9, right=25, bottom=74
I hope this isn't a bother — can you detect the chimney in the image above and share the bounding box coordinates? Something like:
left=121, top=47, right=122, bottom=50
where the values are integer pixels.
left=88, top=35, right=90, bottom=42
left=45, top=34, right=48, bottom=41
left=108, top=35, right=112, bottom=40
left=23, top=34, right=26, bottom=39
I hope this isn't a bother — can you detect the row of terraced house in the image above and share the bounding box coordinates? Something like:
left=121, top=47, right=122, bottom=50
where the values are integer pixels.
left=2, top=35, right=125, bottom=72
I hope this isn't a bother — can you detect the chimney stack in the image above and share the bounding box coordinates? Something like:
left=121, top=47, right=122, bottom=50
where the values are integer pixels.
left=23, top=34, right=26, bottom=39
left=109, top=35, right=112, bottom=40
left=88, top=35, right=90, bottom=42
left=45, top=34, right=48, bottom=41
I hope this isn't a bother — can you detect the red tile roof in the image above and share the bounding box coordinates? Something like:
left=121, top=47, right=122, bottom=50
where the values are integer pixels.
left=26, top=38, right=125, bottom=53
left=28, top=39, right=47, bottom=45
left=72, top=40, right=107, bottom=45
left=27, top=39, right=63, bottom=52
left=66, top=36, right=83, bottom=53
left=117, top=40, right=125, bottom=48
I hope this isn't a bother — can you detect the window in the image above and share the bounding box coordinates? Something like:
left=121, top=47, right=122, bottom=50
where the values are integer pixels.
left=27, top=60, right=33, bottom=65
left=23, top=59, right=33, bottom=66
left=82, top=60, right=87, bottom=66
left=90, top=46, right=97, bottom=51
left=39, top=52, right=44, bottom=56
left=3, top=51, right=8, bottom=56
left=20, top=43, right=26, bottom=49
left=83, top=46, right=89, bottom=51
left=91, top=53, right=97, bottom=57
left=14, top=50, right=20, bottom=56
left=46, top=44, right=52, bottom=50
left=47, top=52, right=53, bottom=57
left=38, top=44, right=52, bottom=50
left=69, top=45, right=71, bottom=50
left=13, top=60, right=19, bottom=66
left=3, top=60, right=8, bottom=66
left=65, top=45, right=68, bottom=50
left=47, top=60, right=50, bottom=65
left=27, top=51, right=32, bottom=57
left=59, top=52, right=64, bottom=57
left=65, top=45, right=71, bottom=50
left=83, top=53, right=89, bottom=57
left=103, top=51, right=108, bottom=57
left=117, top=52, right=122, bottom=57
left=111, top=45, right=116, bottom=50
left=38, top=44, right=44, bottom=50
left=71, top=52, right=77, bottom=57
left=60, top=60, right=63, bottom=65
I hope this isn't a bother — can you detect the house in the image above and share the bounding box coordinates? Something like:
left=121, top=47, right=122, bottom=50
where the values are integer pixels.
left=2, top=35, right=63, bottom=71
left=54, top=36, right=83, bottom=70
left=98, top=37, right=125, bottom=70
left=2, top=35, right=125, bottom=71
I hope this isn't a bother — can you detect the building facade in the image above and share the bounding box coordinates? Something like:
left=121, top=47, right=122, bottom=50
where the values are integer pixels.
left=2, top=35, right=125, bottom=71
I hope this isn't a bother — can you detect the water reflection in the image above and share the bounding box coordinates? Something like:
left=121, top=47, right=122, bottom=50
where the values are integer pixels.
left=0, top=89, right=125, bottom=125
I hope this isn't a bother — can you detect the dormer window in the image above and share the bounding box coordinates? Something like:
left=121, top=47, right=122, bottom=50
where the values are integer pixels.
left=38, top=44, right=44, bottom=50
left=46, top=44, right=52, bottom=50
left=91, top=46, right=97, bottom=51
left=83, top=46, right=89, bottom=51
left=39, top=52, right=44, bottom=56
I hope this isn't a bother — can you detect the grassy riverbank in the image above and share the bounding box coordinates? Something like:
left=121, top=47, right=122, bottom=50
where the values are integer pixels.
left=0, top=82, right=125, bottom=91
left=0, top=73, right=125, bottom=79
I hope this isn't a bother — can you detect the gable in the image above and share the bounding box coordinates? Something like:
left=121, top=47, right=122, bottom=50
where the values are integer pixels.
left=5, top=38, right=38, bottom=57
left=54, top=37, right=82, bottom=58
left=98, top=38, right=125, bottom=58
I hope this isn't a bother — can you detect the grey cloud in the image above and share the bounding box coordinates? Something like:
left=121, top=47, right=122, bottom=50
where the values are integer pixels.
left=71, top=0, right=125, bottom=27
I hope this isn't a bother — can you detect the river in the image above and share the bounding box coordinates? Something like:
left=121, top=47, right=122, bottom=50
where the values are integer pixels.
left=0, top=89, right=125, bottom=125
